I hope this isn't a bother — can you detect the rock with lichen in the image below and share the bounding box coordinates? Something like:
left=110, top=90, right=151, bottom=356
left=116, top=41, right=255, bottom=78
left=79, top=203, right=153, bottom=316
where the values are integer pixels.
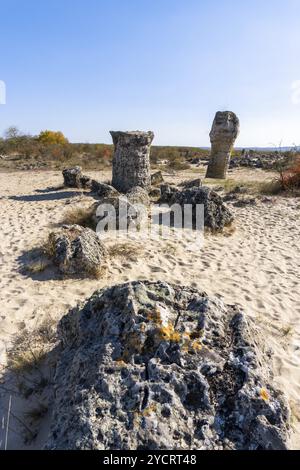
left=45, top=281, right=290, bottom=450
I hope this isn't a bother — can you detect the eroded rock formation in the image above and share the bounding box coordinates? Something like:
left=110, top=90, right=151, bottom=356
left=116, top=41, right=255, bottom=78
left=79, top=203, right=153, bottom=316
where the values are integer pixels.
left=45, top=281, right=290, bottom=450
left=111, top=131, right=154, bottom=192
left=48, top=225, right=107, bottom=277
left=206, top=111, right=240, bottom=179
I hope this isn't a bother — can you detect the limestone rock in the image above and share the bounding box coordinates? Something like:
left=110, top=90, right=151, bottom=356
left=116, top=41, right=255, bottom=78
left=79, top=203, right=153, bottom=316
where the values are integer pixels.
left=111, top=131, right=154, bottom=192
left=48, top=225, right=107, bottom=277
left=151, top=171, right=164, bottom=186
left=62, top=166, right=82, bottom=188
left=206, top=112, right=240, bottom=179
left=93, top=195, right=147, bottom=232
left=91, top=180, right=120, bottom=199
left=179, top=178, right=202, bottom=189
left=45, top=281, right=290, bottom=450
left=161, top=186, right=234, bottom=231
left=126, top=186, right=150, bottom=206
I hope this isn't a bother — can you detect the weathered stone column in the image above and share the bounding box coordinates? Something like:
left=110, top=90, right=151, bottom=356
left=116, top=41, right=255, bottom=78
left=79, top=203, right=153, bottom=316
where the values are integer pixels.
left=110, top=131, right=154, bottom=192
left=206, top=111, right=240, bottom=179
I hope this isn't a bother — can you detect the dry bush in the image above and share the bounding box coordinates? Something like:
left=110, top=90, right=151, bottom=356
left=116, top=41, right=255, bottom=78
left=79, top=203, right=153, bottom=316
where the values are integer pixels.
left=7, top=317, right=57, bottom=375
left=281, top=155, right=300, bottom=190
left=61, top=206, right=96, bottom=230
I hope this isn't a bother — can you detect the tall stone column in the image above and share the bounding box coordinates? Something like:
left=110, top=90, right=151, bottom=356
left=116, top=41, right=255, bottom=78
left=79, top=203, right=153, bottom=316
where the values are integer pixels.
left=110, top=131, right=154, bottom=193
left=206, top=111, right=240, bottom=179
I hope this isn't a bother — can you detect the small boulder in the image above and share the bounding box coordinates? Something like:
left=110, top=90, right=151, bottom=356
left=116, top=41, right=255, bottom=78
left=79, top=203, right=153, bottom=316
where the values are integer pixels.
left=48, top=225, right=107, bottom=278
left=179, top=178, right=202, bottom=189
left=62, top=166, right=82, bottom=188
left=151, top=171, right=164, bottom=186
left=91, top=180, right=119, bottom=199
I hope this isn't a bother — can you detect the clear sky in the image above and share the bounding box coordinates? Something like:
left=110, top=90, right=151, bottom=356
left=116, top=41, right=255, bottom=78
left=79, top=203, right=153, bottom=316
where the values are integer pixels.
left=0, top=0, right=300, bottom=147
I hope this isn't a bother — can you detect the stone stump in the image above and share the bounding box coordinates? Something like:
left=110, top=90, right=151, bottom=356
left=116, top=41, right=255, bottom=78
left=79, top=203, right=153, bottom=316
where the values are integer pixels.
left=110, top=131, right=154, bottom=192
left=206, top=111, right=240, bottom=179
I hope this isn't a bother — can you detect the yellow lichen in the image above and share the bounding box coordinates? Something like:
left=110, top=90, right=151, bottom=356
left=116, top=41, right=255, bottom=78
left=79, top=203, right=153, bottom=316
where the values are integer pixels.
left=158, top=323, right=181, bottom=342
left=260, top=388, right=270, bottom=402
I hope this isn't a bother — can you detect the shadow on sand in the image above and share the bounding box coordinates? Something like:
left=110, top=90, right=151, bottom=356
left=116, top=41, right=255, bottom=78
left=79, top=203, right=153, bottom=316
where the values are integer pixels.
left=9, top=190, right=83, bottom=203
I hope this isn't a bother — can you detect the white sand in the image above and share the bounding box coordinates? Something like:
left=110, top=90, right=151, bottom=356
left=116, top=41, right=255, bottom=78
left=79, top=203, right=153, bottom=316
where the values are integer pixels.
left=0, top=169, right=299, bottom=449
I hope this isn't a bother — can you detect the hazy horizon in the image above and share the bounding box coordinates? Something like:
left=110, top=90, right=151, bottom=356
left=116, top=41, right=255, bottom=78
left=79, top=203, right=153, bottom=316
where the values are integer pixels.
left=1, top=0, right=300, bottom=148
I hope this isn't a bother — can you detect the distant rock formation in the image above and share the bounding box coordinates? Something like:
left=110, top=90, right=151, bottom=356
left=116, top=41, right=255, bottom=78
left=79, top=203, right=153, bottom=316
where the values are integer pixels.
left=48, top=225, right=107, bottom=277
left=206, top=112, right=240, bottom=179
left=111, top=131, right=154, bottom=192
left=45, top=281, right=290, bottom=450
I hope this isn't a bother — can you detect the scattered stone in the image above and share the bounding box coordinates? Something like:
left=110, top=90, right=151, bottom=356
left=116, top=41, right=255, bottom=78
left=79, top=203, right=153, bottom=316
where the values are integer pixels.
left=111, top=131, right=154, bottom=192
left=206, top=111, right=240, bottom=179
left=91, top=180, right=120, bottom=199
left=149, top=187, right=161, bottom=199
left=45, top=280, right=290, bottom=450
left=233, top=198, right=257, bottom=208
left=79, top=175, right=93, bottom=189
left=62, top=166, right=82, bottom=188
left=179, top=178, right=202, bottom=189
left=93, top=195, right=147, bottom=232
left=48, top=225, right=107, bottom=277
left=151, top=171, right=164, bottom=186
left=169, top=186, right=234, bottom=231
left=159, top=184, right=178, bottom=203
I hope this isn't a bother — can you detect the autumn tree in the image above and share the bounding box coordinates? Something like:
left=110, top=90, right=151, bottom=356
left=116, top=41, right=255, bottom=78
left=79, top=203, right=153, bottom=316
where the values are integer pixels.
left=38, top=130, right=69, bottom=145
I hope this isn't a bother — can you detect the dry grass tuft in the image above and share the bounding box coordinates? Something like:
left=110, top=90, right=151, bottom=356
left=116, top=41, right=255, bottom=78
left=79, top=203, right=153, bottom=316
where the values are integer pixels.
left=61, top=205, right=96, bottom=229
left=7, top=316, right=57, bottom=374
left=109, top=242, right=144, bottom=261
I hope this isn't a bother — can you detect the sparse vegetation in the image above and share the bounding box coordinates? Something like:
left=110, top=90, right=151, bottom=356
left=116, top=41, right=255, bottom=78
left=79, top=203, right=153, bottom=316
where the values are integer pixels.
left=61, top=205, right=96, bottom=229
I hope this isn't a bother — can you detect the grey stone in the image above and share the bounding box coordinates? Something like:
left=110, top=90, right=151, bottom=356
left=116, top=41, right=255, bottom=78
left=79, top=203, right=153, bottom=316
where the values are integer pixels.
left=151, top=171, right=164, bottom=186
left=126, top=186, right=150, bottom=206
left=111, top=131, right=154, bottom=192
left=165, top=186, right=234, bottom=231
left=206, top=112, right=240, bottom=179
left=179, top=178, right=202, bottom=189
left=45, top=281, right=290, bottom=450
left=48, top=225, right=107, bottom=277
left=91, top=180, right=120, bottom=199
left=63, top=166, right=82, bottom=188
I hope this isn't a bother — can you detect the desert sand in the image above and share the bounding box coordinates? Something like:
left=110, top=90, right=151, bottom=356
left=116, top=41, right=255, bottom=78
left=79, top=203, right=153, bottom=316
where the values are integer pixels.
left=0, top=168, right=299, bottom=449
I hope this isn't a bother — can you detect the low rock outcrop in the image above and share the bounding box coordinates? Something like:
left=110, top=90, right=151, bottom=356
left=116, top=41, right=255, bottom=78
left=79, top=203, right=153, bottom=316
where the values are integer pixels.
left=126, top=186, right=150, bottom=206
left=91, top=180, right=119, bottom=199
left=48, top=225, right=107, bottom=277
left=160, top=186, right=234, bottom=231
left=46, top=281, right=290, bottom=450
left=151, top=171, right=164, bottom=186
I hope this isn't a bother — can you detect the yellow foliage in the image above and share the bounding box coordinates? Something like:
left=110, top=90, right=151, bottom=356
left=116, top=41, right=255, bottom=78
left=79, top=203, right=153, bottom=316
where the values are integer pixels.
left=38, top=130, right=68, bottom=145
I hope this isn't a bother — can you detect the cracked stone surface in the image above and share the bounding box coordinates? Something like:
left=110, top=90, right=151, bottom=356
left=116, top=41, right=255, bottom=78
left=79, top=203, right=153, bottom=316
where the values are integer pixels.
left=45, top=281, right=290, bottom=450
left=111, top=131, right=154, bottom=192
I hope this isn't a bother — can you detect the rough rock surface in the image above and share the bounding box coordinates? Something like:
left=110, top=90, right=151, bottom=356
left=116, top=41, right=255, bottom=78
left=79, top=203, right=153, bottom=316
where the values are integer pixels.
left=48, top=225, right=107, bottom=277
left=206, top=111, right=240, bottom=179
left=92, top=195, right=147, bottom=232
left=63, top=166, right=82, bottom=188
left=111, top=131, right=154, bottom=192
left=179, top=178, right=202, bottom=189
left=161, top=186, right=234, bottom=231
left=45, top=281, right=290, bottom=450
left=91, top=180, right=119, bottom=199
left=126, top=186, right=150, bottom=206
left=151, top=171, right=164, bottom=186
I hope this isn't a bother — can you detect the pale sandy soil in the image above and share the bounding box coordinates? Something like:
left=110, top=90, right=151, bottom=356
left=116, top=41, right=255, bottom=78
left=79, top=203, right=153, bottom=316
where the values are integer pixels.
left=0, top=168, right=299, bottom=449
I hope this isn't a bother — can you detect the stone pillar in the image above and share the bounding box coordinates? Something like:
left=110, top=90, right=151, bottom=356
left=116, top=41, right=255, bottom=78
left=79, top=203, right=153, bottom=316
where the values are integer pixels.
left=110, top=131, right=154, bottom=193
left=206, top=111, right=240, bottom=179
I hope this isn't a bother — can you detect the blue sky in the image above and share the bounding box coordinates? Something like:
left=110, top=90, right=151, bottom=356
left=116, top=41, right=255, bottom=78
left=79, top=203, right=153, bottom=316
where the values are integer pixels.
left=0, top=0, right=300, bottom=147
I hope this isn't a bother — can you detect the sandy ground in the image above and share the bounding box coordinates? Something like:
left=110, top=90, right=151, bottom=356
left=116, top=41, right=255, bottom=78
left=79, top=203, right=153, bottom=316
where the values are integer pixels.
left=0, top=168, right=299, bottom=449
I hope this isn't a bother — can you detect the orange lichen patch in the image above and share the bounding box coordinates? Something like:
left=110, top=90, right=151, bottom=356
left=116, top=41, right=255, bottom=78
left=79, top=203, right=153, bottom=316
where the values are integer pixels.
left=158, top=323, right=181, bottom=342
left=260, top=388, right=270, bottom=402
left=147, top=307, right=162, bottom=324
left=192, top=339, right=202, bottom=351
